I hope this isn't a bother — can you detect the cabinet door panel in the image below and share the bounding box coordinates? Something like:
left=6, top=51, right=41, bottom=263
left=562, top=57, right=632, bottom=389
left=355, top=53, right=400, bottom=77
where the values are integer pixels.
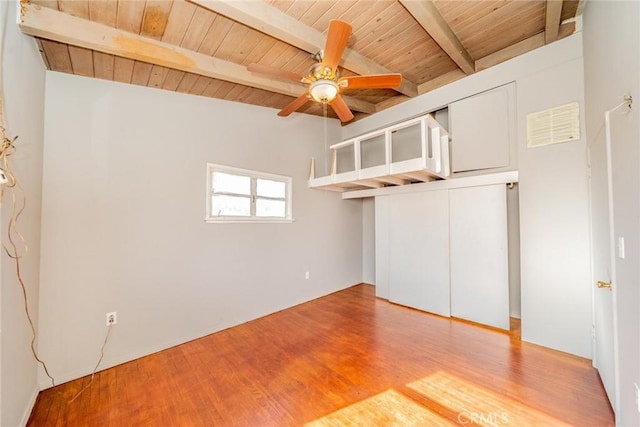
left=389, top=190, right=450, bottom=317
left=450, top=184, right=510, bottom=329
left=450, top=85, right=512, bottom=172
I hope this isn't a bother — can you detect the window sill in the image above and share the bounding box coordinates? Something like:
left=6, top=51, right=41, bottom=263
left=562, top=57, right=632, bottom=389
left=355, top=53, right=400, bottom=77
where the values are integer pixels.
left=204, top=218, right=295, bottom=224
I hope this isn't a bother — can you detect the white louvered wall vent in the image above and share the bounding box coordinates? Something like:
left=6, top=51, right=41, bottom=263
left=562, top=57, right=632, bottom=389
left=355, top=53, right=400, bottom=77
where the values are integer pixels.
left=526, top=102, right=580, bottom=148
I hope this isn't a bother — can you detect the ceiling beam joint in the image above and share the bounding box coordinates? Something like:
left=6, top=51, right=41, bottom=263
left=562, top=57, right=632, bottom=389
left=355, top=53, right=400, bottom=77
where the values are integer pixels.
left=399, top=0, right=475, bottom=75
left=545, top=0, right=564, bottom=44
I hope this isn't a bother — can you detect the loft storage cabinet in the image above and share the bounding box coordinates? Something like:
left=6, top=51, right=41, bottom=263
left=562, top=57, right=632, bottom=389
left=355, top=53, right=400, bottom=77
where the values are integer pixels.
left=308, top=114, right=450, bottom=192
left=389, top=117, right=448, bottom=181
left=391, top=122, right=422, bottom=163
left=309, top=83, right=515, bottom=192
left=360, top=133, right=386, bottom=170
left=449, top=83, right=515, bottom=173
left=335, top=144, right=356, bottom=174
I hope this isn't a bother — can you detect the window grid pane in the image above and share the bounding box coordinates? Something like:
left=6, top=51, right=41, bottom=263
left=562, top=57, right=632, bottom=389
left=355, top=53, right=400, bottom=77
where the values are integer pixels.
left=257, top=178, right=286, bottom=198
left=211, top=195, right=251, bottom=217
left=212, top=172, right=251, bottom=195
left=256, top=198, right=286, bottom=218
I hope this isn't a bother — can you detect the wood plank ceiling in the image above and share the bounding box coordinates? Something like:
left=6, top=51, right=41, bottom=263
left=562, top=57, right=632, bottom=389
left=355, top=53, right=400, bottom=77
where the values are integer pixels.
left=19, top=0, right=582, bottom=123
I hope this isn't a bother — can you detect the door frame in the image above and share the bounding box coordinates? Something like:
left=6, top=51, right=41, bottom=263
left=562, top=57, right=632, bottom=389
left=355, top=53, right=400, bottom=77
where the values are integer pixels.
left=586, top=104, right=627, bottom=413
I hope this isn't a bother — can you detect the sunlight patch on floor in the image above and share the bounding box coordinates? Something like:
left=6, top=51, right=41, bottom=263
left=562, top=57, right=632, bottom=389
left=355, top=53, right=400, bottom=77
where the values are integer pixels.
left=306, top=370, right=573, bottom=426
left=305, top=389, right=455, bottom=426
left=407, top=371, right=571, bottom=426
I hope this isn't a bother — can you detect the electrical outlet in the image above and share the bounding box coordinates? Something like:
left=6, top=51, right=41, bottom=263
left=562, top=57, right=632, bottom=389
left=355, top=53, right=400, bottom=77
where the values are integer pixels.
left=106, top=312, right=117, bottom=326
left=305, top=271, right=310, bottom=280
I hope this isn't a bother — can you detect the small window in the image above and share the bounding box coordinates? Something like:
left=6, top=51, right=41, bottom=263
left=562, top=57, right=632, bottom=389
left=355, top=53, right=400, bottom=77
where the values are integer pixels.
left=206, top=163, right=292, bottom=223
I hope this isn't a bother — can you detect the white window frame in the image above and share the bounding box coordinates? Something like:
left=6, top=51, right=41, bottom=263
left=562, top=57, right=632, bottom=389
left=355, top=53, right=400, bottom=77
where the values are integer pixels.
left=205, top=163, right=293, bottom=223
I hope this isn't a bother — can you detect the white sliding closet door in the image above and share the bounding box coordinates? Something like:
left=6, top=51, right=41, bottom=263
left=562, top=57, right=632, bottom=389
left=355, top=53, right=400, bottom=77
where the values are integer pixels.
left=388, top=190, right=450, bottom=317
left=449, top=184, right=510, bottom=329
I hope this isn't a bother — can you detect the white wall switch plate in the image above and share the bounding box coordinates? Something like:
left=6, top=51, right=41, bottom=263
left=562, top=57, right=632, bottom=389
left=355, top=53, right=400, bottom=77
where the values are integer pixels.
left=618, top=237, right=625, bottom=259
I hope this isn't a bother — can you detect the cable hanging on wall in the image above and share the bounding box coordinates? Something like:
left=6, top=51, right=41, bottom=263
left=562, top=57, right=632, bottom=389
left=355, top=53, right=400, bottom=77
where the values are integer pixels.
left=0, top=0, right=111, bottom=403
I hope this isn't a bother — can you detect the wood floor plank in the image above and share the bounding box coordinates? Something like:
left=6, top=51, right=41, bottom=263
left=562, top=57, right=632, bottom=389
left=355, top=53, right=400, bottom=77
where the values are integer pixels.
left=27, top=285, right=613, bottom=426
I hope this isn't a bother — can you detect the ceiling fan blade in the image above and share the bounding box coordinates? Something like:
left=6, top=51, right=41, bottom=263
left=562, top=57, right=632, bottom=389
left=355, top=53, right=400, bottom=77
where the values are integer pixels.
left=247, top=63, right=305, bottom=82
left=278, top=93, right=310, bottom=117
left=338, top=74, right=403, bottom=90
left=329, top=94, right=354, bottom=123
left=321, top=20, right=352, bottom=74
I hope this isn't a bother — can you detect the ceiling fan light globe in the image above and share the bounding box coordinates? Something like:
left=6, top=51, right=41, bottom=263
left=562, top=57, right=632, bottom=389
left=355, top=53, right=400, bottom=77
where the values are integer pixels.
left=310, top=80, right=338, bottom=103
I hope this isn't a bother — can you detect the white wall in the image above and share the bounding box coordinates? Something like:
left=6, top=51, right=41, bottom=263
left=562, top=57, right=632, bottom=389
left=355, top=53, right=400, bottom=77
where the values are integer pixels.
left=583, top=2, right=640, bottom=425
left=362, top=198, right=375, bottom=284
left=38, top=72, right=362, bottom=386
left=0, top=1, right=46, bottom=425
left=343, top=36, right=583, bottom=141
left=346, top=35, right=592, bottom=358
left=517, top=57, right=591, bottom=358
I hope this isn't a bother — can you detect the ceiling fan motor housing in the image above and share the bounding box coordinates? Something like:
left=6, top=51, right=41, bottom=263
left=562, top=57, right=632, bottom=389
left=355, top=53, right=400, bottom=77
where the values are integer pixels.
left=310, top=63, right=339, bottom=81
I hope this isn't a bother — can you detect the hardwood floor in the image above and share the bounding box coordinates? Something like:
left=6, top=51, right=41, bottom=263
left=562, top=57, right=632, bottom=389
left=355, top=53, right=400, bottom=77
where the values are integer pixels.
left=28, top=284, right=614, bottom=426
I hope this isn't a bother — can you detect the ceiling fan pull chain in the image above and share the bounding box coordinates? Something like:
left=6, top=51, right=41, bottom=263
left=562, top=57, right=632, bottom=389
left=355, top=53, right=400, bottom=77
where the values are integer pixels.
left=323, top=101, right=328, bottom=175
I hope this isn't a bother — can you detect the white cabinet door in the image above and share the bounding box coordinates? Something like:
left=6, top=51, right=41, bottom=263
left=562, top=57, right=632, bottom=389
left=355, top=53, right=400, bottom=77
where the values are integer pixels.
left=388, top=190, right=450, bottom=317
left=450, top=84, right=513, bottom=173
left=449, top=184, right=510, bottom=329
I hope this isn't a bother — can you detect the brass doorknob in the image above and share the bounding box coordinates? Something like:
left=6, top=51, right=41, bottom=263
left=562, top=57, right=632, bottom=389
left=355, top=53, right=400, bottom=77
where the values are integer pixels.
left=597, top=281, right=612, bottom=290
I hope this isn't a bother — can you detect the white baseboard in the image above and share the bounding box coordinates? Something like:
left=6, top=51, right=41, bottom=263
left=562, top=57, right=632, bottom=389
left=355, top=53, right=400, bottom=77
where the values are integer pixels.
left=38, top=284, right=357, bottom=389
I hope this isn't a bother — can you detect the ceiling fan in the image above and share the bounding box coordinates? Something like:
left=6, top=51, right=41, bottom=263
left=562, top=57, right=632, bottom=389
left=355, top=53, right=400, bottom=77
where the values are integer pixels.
left=247, top=20, right=402, bottom=123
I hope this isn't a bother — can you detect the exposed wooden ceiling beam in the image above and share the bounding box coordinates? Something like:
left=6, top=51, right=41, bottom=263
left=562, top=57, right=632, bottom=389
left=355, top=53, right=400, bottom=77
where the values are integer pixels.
left=418, top=69, right=466, bottom=96
left=399, top=0, right=475, bottom=75
left=477, top=33, right=544, bottom=72
left=545, top=0, right=564, bottom=43
left=339, top=96, right=375, bottom=115
left=477, top=21, right=575, bottom=72
left=19, top=3, right=375, bottom=114
left=187, top=0, right=418, bottom=98
left=416, top=19, right=575, bottom=96
left=375, top=95, right=411, bottom=112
